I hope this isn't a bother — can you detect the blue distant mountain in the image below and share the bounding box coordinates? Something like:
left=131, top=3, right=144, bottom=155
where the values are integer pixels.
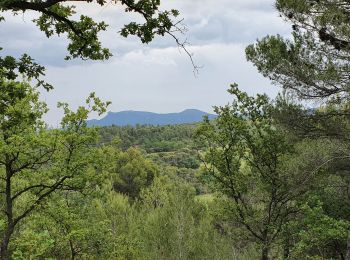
left=87, top=109, right=217, bottom=127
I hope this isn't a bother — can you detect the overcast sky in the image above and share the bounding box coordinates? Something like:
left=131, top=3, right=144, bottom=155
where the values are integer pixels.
left=0, top=0, right=291, bottom=126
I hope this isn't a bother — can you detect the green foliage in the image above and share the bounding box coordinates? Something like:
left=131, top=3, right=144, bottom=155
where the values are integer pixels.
left=13, top=176, right=239, bottom=259
left=98, top=124, right=206, bottom=194
left=139, top=176, right=236, bottom=260
left=0, top=77, right=110, bottom=258
left=288, top=198, right=350, bottom=259
left=246, top=0, right=350, bottom=100
left=0, top=51, right=52, bottom=90
left=4, top=1, right=350, bottom=258
left=195, top=85, right=334, bottom=259
left=244, top=3, right=350, bottom=256
left=112, top=147, right=158, bottom=199
left=3, top=78, right=350, bottom=259
left=99, top=124, right=196, bottom=152
left=0, top=0, right=182, bottom=61
left=12, top=230, right=54, bottom=259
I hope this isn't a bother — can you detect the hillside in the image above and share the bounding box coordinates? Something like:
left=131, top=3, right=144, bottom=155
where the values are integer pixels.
left=87, top=109, right=217, bottom=126
left=98, top=124, right=207, bottom=194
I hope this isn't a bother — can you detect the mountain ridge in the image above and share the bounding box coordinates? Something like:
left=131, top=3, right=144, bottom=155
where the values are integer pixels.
left=87, top=109, right=217, bottom=127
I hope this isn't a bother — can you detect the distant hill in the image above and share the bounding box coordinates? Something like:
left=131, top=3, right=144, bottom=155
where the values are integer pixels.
left=87, top=109, right=217, bottom=127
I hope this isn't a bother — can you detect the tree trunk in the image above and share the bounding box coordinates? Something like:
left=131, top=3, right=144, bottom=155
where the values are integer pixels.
left=345, top=240, right=350, bottom=260
left=261, top=245, right=269, bottom=260
left=69, top=239, right=76, bottom=260
left=283, top=236, right=290, bottom=259
left=1, top=163, right=15, bottom=259
left=0, top=225, right=14, bottom=260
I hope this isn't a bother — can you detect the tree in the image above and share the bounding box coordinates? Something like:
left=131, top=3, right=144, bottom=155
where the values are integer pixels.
left=0, top=77, right=109, bottom=258
left=290, top=184, right=350, bottom=259
left=244, top=5, right=350, bottom=256
left=195, top=84, right=329, bottom=260
left=139, top=175, right=235, bottom=260
left=111, top=147, right=158, bottom=200
left=246, top=0, right=350, bottom=100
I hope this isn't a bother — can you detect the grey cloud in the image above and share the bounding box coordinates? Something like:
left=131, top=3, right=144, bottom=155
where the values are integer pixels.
left=1, top=1, right=290, bottom=68
left=41, top=43, right=279, bottom=126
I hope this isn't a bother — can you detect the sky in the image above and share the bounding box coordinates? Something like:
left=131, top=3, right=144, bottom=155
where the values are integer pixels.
left=0, top=0, right=291, bottom=126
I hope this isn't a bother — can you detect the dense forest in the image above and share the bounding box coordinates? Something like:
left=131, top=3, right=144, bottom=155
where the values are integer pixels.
left=2, top=0, right=350, bottom=259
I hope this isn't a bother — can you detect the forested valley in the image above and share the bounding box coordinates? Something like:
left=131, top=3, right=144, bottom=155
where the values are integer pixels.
left=2, top=0, right=350, bottom=259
